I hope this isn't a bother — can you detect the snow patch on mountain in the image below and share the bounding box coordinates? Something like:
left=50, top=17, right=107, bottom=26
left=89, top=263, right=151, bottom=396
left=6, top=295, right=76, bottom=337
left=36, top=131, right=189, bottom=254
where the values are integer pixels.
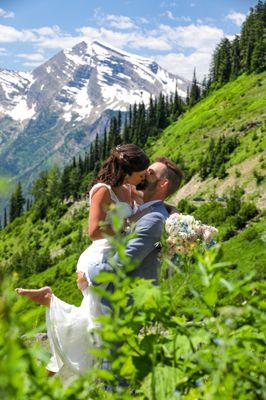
left=7, top=98, right=36, bottom=121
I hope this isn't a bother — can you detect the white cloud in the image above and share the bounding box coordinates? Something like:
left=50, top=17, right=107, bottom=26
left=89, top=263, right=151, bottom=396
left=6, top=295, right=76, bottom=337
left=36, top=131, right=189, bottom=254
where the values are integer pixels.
left=155, top=50, right=211, bottom=80
left=77, top=26, right=171, bottom=51
left=22, top=61, right=43, bottom=68
left=160, top=2, right=177, bottom=8
left=105, top=15, right=136, bottom=30
left=32, top=25, right=61, bottom=36
left=18, top=53, right=45, bottom=61
left=77, top=26, right=129, bottom=49
left=0, top=24, right=38, bottom=42
left=226, top=11, right=246, bottom=27
left=0, top=47, right=7, bottom=55
left=139, top=17, right=149, bottom=24
left=159, top=24, right=225, bottom=51
left=0, top=8, right=15, bottom=18
left=130, top=35, right=171, bottom=51
left=0, top=24, right=62, bottom=43
left=163, top=11, right=192, bottom=22
left=37, top=34, right=82, bottom=50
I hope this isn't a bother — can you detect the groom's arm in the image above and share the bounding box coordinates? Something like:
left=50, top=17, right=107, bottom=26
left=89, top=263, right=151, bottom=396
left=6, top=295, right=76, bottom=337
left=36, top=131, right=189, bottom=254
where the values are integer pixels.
left=84, top=211, right=165, bottom=284
left=113, top=211, right=165, bottom=266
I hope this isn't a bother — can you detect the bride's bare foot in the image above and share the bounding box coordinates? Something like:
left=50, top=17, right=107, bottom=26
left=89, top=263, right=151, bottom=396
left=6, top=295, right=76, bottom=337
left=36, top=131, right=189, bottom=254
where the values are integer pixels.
left=15, top=286, right=52, bottom=307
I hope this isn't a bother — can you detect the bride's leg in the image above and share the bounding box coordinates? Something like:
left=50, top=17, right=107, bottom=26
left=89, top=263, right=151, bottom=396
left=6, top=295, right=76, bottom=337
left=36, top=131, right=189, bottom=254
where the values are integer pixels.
left=15, top=286, right=52, bottom=307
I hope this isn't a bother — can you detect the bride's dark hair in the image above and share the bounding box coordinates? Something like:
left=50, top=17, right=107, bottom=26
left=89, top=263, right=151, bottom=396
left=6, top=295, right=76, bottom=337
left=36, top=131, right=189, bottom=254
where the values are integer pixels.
left=90, top=144, right=150, bottom=188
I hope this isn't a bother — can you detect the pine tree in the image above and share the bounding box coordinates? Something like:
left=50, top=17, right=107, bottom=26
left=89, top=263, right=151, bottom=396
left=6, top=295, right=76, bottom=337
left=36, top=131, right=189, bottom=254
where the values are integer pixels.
left=189, top=68, right=201, bottom=106
left=186, top=86, right=190, bottom=105
left=72, top=156, right=77, bottom=168
left=156, top=93, right=168, bottom=129
left=26, top=198, right=31, bottom=211
left=131, top=103, right=138, bottom=144
left=9, top=182, right=25, bottom=223
left=136, top=102, right=147, bottom=145
left=240, top=7, right=255, bottom=73
left=209, top=44, right=222, bottom=84
left=251, top=37, right=266, bottom=72
left=94, top=133, right=100, bottom=161
left=31, top=171, right=49, bottom=202
left=47, top=167, right=60, bottom=200
left=217, top=38, right=232, bottom=84
left=231, top=35, right=241, bottom=78
left=3, top=207, right=7, bottom=228
left=89, top=143, right=95, bottom=171
left=78, top=155, right=84, bottom=176
left=60, top=166, right=71, bottom=200
left=117, top=111, right=122, bottom=134
left=122, top=118, right=130, bottom=143
left=102, top=128, right=108, bottom=159
left=148, top=95, right=156, bottom=127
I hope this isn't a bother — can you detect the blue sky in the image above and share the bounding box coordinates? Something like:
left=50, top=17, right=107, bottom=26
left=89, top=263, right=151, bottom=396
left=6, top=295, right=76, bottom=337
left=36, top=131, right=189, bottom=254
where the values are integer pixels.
left=0, top=0, right=257, bottom=79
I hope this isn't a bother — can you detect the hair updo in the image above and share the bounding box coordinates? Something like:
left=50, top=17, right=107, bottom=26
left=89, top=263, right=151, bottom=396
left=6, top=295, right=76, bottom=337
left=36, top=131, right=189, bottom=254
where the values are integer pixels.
left=91, top=144, right=150, bottom=187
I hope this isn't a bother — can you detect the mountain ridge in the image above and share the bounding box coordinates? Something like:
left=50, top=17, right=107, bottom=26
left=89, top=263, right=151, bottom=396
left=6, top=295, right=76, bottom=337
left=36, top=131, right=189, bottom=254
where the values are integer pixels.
left=0, top=40, right=188, bottom=198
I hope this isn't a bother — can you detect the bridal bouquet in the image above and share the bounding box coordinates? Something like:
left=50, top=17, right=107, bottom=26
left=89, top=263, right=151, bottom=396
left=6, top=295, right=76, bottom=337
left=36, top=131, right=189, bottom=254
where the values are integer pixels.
left=165, top=213, right=218, bottom=256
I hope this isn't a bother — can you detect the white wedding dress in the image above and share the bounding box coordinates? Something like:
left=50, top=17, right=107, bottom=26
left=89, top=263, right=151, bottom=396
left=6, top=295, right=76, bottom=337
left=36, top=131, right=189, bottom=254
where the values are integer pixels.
left=46, top=183, right=135, bottom=375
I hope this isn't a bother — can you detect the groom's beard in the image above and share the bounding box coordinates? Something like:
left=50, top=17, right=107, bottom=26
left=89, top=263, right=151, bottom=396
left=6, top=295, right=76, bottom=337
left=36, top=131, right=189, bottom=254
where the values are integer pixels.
left=136, top=178, right=160, bottom=201
left=136, top=179, right=149, bottom=190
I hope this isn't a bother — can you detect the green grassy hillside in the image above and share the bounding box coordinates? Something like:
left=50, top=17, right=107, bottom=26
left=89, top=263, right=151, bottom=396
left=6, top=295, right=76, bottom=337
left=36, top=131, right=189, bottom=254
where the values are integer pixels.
left=148, top=72, right=266, bottom=207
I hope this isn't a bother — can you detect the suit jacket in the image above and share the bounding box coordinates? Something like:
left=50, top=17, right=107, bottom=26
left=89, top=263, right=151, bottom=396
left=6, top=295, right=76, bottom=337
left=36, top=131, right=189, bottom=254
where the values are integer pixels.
left=88, top=201, right=169, bottom=285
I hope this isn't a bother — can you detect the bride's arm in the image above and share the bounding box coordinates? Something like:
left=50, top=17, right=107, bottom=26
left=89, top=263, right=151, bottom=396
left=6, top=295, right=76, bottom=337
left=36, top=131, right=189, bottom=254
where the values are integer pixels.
left=89, top=187, right=115, bottom=240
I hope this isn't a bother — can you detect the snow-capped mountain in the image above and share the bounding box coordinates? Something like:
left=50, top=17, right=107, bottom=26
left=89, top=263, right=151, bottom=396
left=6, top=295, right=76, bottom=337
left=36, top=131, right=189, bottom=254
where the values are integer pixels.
left=0, top=40, right=189, bottom=191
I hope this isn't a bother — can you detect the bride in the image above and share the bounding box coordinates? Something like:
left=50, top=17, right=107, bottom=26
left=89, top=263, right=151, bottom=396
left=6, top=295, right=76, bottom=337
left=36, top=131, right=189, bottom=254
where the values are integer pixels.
left=15, top=144, right=150, bottom=376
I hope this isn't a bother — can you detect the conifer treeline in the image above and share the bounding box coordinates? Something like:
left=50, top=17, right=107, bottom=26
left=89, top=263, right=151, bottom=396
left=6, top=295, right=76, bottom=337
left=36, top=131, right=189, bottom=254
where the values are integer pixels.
left=58, top=90, right=185, bottom=202
left=208, top=1, right=266, bottom=88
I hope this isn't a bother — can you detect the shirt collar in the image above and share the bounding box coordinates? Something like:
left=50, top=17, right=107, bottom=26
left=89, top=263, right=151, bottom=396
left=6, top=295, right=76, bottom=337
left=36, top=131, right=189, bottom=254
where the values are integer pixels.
left=139, top=200, right=162, bottom=211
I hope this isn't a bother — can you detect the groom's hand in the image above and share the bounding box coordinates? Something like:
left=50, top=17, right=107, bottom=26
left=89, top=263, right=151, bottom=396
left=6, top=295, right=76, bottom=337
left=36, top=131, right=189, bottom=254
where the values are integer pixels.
left=76, top=272, right=88, bottom=291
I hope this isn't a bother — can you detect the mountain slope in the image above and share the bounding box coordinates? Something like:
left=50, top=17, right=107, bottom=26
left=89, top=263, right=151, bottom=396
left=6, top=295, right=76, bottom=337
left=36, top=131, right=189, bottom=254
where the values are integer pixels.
left=147, top=71, right=266, bottom=207
left=0, top=41, right=188, bottom=194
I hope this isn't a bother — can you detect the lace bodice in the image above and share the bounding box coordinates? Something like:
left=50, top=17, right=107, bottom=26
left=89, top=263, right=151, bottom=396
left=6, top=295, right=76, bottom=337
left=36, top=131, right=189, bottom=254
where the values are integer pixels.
left=89, top=183, right=135, bottom=220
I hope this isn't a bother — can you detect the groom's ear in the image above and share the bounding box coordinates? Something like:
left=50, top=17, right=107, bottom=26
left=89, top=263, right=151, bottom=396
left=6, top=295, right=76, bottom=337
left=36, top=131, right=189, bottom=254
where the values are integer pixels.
left=160, top=178, right=169, bottom=190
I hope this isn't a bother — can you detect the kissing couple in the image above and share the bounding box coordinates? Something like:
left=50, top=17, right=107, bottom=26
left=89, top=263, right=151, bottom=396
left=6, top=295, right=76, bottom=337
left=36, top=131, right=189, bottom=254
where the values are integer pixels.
left=16, top=144, right=183, bottom=376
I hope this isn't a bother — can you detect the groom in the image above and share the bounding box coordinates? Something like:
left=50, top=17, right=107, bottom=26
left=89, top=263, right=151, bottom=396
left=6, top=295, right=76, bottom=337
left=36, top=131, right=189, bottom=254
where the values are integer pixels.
left=78, top=157, right=183, bottom=288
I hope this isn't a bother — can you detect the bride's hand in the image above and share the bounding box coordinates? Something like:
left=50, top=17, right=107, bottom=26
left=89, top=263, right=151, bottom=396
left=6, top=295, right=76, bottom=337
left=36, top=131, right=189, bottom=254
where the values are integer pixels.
left=77, top=272, right=88, bottom=291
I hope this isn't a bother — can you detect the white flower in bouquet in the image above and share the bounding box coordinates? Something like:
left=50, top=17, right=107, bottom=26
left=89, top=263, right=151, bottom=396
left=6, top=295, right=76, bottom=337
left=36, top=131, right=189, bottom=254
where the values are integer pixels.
left=165, top=213, right=218, bottom=255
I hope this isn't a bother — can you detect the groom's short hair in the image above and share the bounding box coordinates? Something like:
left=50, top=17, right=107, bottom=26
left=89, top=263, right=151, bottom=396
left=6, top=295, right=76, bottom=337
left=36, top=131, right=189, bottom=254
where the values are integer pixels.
left=156, top=157, right=184, bottom=196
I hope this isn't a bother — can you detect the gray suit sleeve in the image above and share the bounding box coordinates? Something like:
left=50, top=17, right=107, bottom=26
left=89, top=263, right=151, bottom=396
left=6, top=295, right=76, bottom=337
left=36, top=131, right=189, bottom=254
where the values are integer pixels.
left=113, top=211, right=164, bottom=266
left=86, top=212, right=165, bottom=283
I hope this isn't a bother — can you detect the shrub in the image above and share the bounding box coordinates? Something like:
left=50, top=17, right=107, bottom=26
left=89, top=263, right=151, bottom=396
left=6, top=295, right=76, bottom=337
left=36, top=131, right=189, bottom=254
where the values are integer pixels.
left=177, top=198, right=196, bottom=214
left=242, top=225, right=258, bottom=241
left=253, top=169, right=264, bottom=185
left=54, top=222, right=73, bottom=240
left=238, top=202, right=258, bottom=222
left=193, top=201, right=227, bottom=225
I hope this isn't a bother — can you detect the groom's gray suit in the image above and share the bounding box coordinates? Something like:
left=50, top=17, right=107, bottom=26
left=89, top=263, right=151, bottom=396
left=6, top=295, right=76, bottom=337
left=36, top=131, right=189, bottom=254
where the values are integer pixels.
left=118, top=201, right=169, bottom=282
left=87, top=200, right=169, bottom=285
